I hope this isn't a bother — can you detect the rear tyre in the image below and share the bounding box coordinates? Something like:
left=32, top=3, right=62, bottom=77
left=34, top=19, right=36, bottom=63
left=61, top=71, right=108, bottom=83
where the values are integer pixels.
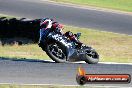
left=85, top=49, right=99, bottom=64
left=45, top=42, right=67, bottom=63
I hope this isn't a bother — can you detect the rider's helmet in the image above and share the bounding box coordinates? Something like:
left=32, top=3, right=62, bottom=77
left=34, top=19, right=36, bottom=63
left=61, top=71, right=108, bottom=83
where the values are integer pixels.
left=74, top=33, right=81, bottom=39
left=40, top=18, right=53, bottom=29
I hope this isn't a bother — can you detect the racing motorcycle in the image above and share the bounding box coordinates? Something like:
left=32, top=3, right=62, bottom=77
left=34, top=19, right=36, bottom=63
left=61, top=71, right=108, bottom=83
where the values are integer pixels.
left=40, top=31, right=99, bottom=64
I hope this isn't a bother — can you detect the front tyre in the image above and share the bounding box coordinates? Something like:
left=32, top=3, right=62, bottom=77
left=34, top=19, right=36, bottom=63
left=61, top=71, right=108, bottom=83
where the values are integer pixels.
left=45, top=42, right=67, bottom=63
left=85, top=49, right=99, bottom=64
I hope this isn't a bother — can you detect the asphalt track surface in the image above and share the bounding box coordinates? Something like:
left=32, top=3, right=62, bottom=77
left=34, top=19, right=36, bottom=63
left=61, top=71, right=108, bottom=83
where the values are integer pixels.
left=0, top=58, right=132, bottom=87
left=0, top=0, right=132, bottom=35
left=0, top=0, right=132, bottom=87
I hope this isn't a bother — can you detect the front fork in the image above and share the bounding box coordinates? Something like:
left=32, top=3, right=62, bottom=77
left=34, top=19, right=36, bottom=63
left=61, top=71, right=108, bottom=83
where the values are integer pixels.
left=39, top=29, right=45, bottom=44
left=39, top=28, right=51, bottom=46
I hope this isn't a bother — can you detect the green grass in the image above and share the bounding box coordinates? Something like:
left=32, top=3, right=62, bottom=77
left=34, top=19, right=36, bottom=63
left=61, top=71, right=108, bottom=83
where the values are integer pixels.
left=0, top=14, right=17, bottom=19
left=51, top=0, right=132, bottom=12
left=0, top=84, right=108, bottom=88
left=0, top=44, right=50, bottom=60
left=0, top=25, right=132, bottom=63
left=0, top=85, right=71, bottom=88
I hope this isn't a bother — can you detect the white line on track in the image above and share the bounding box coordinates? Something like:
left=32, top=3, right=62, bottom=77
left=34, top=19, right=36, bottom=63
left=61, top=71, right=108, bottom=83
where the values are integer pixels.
left=43, top=60, right=132, bottom=65
left=99, top=62, right=132, bottom=65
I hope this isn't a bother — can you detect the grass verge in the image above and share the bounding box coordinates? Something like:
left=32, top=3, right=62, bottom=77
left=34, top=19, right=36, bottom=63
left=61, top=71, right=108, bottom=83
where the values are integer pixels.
left=0, top=85, right=66, bottom=88
left=0, top=25, right=132, bottom=63
left=51, top=0, right=132, bottom=12
left=0, top=14, right=16, bottom=19
left=0, top=84, right=105, bottom=88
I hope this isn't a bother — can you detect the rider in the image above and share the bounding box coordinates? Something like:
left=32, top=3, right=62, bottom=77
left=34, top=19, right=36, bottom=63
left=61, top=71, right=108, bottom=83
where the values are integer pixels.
left=38, top=18, right=82, bottom=48
left=38, top=18, right=63, bottom=47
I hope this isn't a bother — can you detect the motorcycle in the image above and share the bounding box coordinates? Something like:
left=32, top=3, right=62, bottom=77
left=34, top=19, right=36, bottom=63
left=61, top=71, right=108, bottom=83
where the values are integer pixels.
left=40, top=31, right=99, bottom=64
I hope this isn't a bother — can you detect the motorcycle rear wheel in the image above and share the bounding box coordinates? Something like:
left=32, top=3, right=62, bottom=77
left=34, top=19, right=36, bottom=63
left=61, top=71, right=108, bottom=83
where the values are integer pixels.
left=45, top=42, right=67, bottom=63
left=85, top=49, right=99, bottom=64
